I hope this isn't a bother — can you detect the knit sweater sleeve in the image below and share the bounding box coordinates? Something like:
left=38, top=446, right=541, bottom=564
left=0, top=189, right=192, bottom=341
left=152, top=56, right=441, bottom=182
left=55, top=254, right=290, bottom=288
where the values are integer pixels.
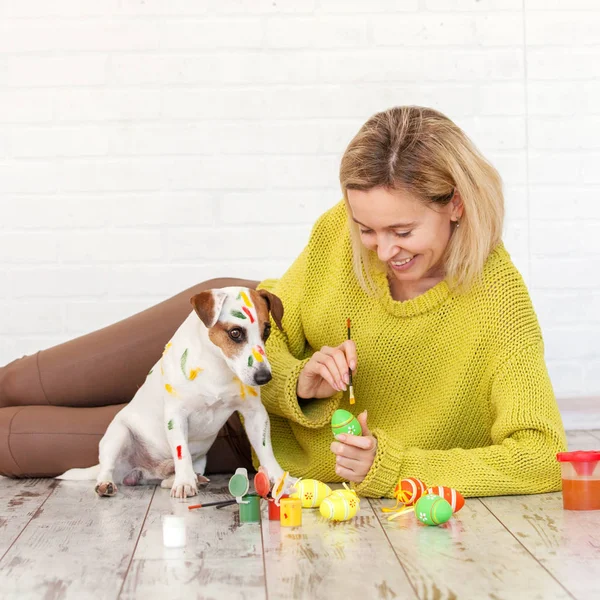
left=257, top=225, right=344, bottom=429
left=352, top=340, right=567, bottom=498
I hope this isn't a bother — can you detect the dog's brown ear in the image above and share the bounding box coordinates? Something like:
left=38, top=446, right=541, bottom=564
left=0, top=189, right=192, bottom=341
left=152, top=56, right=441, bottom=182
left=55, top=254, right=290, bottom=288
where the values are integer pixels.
left=257, top=289, right=284, bottom=331
left=190, top=290, right=228, bottom=328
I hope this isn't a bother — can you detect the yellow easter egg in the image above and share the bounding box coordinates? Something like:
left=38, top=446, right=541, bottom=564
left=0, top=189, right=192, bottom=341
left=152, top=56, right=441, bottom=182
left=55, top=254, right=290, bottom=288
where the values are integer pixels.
left=330, top=488, right=359, bottom=501
left=290, top=479, right=332, bottom=508
left=319, top=493, right=360, bottom=521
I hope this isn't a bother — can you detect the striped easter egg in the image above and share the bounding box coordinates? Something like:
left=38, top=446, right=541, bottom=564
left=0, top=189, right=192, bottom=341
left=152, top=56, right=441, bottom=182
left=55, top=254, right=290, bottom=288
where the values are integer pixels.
left=415, top=494, right=453, bottom=526
left=329, top=488, right=358, bottom=501
left=394, top=477, right=427, bottom=506
left=290, top=479, right=332, bottom=508
left=426, top=486, right=465, bottom=513
left=320, top=493, right=360, bottom=522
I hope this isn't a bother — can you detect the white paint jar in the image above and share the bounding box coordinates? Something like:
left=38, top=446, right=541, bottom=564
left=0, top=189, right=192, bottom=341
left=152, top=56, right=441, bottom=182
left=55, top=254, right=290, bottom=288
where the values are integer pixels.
left=162, top=515, right=186, bottom=548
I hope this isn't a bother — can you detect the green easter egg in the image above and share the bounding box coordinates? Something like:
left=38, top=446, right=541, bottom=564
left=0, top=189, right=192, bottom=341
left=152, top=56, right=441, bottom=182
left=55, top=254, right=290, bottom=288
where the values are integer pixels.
left=331, top=409, right=362, bottom=437
left=415, top=494, right=453, bottom=526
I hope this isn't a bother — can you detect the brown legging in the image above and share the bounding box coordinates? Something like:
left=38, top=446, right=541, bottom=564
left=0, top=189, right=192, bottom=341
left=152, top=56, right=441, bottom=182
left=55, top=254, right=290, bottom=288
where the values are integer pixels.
left=0, top=277, right=259, bottom=478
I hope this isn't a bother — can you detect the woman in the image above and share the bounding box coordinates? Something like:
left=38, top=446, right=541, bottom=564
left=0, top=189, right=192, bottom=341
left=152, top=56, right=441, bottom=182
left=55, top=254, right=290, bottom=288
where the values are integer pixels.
left=0, top=106, right=566, bottom=498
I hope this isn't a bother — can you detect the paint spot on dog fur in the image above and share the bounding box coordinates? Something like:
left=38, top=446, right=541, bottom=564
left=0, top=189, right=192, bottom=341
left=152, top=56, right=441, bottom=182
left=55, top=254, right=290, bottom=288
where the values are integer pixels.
left=177, top=445, right=183, bottom=460
left=242, top=306, right=255, bottom=323
left=233, top=376, right=258, bottom=400
left=231, top=309, right=246, bottom=320
left=167, top=419, right=174, bottom=430
left=239, top=290, right=253, bottom=308
left=180, top=349, right=203, bottom=380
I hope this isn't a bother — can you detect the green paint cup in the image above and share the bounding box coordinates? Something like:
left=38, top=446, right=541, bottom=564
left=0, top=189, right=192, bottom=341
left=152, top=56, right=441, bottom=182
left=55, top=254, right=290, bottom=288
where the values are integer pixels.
left=239, top=494, right=261, bottom=523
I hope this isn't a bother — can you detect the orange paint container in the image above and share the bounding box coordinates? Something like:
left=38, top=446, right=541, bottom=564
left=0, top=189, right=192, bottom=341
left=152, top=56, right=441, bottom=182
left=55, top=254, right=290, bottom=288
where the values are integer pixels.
left=279, top=497, right=302, bottom=527
left=556, top=450, right=600, bottom=510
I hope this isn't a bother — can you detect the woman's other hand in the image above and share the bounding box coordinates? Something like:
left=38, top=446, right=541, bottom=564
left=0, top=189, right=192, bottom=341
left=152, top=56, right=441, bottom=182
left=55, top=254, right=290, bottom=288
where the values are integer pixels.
left=296, top=340, right=357, bottom=399
left=330, top=411, right=377, bottom=483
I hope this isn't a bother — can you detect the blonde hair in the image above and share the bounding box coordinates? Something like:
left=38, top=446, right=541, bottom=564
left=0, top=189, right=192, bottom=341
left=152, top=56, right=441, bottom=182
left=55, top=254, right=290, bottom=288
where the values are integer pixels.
left=339, top=106, right=504, bottom=294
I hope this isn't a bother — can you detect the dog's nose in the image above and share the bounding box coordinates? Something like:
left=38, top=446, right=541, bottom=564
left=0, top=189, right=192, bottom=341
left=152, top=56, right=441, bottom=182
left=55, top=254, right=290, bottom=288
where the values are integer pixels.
left=253, top=369, right=272, bottom=386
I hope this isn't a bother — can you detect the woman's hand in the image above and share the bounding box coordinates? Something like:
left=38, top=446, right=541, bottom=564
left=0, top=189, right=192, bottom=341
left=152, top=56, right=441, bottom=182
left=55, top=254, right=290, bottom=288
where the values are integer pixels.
left=330, top=411, right=377, bottom=483
left=296, top=340, right=357, bottom=400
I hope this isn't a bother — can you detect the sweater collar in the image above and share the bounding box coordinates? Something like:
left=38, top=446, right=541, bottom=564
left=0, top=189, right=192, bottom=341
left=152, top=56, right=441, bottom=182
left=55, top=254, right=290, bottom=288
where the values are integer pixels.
left=369, top=257, right=451, bottom=318
left=372, top=268, right=451, bottom=317
left=369, top=242, right=506, bottom=317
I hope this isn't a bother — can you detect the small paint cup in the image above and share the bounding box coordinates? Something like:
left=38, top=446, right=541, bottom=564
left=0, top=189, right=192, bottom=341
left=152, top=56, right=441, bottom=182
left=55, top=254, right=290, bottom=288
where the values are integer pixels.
left=279, top=497, right=302, bottom=527
left=239, top=494, right=261, bottom=523
left=557, top=450, right=600, bottom=510
left=162, top=515, right=186, bottom=548
left=268, top=494, right=288, bottom=521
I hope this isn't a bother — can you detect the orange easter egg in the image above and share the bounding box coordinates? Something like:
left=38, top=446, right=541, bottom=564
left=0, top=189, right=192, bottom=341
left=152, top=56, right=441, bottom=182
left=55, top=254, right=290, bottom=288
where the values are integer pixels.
left=394, top=477, right=426, bottom=506
left=426, top=486, right=465, bottom=513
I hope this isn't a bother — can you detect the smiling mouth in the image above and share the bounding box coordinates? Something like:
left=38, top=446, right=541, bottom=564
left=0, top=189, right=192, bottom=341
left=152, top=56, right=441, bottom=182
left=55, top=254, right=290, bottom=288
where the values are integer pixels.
left=390, top=256, right=414, bottom=267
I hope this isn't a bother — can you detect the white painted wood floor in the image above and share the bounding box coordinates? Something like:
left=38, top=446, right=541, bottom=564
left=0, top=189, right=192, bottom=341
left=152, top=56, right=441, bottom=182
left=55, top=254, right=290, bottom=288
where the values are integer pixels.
left=1, top=430, right=599, bottom=600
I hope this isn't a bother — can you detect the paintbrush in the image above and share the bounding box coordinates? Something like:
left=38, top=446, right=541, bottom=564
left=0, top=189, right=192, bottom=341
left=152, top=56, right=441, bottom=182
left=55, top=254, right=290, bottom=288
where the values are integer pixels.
left=188, top=499, right=237, bottom=510
left=346, top=318, right=355, bottom=405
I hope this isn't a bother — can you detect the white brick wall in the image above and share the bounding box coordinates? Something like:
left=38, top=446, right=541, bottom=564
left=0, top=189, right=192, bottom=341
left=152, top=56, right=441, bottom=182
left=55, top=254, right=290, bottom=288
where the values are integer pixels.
left=0, top=0, right=599, bottom=400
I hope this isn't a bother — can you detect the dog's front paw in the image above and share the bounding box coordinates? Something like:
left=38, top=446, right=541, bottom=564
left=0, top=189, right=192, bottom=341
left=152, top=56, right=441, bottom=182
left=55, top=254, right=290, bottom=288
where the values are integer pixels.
left=283, top=476, right=300, bottom=495
left=266, top=466, right=285, bottom=486
left=95, top=481, right=118, bottom=497
left=170, top=478, right=198, bottom=499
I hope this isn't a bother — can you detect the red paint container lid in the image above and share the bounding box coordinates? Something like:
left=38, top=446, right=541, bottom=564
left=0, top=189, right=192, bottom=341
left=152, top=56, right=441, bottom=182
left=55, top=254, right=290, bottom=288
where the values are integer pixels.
left=557, top=450, right=600, bottom=476
left=557, top=450, right=600, bottom=462
left=254, top=470, right=270, bottom=498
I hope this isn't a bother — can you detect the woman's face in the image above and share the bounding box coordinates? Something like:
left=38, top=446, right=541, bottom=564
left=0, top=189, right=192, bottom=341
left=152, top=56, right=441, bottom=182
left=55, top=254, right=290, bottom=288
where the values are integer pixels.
left=347, top=186, right=462, bottom=290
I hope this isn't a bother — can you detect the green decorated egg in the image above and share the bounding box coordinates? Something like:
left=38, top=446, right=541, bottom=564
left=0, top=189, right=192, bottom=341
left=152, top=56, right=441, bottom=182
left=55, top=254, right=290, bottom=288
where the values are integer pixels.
left=331, top=409, right=362, bottom=437
left=415, top=494, right=453, bottom=526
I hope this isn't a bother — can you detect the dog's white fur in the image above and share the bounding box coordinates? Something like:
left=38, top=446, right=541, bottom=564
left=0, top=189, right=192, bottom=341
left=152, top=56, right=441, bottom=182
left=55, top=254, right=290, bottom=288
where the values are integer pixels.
left=58, top=286, right=287, bottom=499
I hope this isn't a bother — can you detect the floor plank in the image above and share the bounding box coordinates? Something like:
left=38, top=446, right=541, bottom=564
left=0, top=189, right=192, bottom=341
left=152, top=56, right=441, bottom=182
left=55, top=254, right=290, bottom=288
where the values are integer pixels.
left=371, top=496, right=573, bottom=600
left=121, top=475, right=266, bottom=600
left=0, top=478, right=55, bottom=559
left=482, top=492, right=600, bottom=600
left=0, top=479, right=154, bottom=600
left=261, top=491, right=416, bottom=599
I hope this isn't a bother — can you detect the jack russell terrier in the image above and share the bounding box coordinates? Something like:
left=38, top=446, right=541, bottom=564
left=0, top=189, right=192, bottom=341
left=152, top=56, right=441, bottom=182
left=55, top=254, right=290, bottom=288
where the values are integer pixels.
left=58, top=287, right=288, bottom=499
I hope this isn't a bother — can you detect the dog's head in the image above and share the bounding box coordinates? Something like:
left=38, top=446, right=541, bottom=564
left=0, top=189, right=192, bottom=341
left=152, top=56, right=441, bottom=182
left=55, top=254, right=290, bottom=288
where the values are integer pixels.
left=190, top=287, right=284, bottom=387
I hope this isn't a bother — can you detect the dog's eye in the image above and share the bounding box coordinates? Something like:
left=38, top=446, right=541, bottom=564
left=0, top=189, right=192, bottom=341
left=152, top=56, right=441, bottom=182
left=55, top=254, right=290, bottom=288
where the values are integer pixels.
left=228, top=328, right=245, bottom=343
left=263, top=324, right=271, bottom=341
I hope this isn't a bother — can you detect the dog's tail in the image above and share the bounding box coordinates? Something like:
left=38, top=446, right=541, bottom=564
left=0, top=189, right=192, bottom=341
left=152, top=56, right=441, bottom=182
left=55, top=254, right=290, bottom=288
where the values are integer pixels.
left=56, top=464, right=100, bottom=481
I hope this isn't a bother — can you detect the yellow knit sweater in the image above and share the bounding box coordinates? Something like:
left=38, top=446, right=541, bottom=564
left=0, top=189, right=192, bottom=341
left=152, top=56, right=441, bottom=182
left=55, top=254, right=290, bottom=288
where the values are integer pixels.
left=256, top=201, right=567, bottom=498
